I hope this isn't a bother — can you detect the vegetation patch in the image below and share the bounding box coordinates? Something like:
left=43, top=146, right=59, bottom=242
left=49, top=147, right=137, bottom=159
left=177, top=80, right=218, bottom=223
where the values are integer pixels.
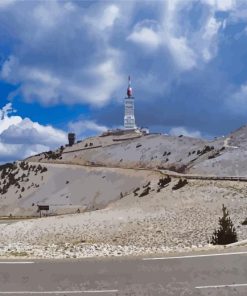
left=241, top=218, right=247, bottom=225
left=211, top=204, right=238, bottom=245
left=139, top=186, right=151, bottom=197
left=133, top=187, right=140, bottom=196
left=157, top=176, right=171, bottom=192
left=0, top=162, right=48, bottom=196
left=199, top=145, right=214, bottom=156
left=172, top=179, right=188, bottom=190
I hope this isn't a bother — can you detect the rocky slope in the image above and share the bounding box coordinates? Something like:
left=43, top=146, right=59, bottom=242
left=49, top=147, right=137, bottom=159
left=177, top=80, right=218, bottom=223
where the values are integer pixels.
left=0, top=126, right=247, bottom=258
left=27, top=132, right=223, bottom=173
left=1, top=125, right=247, bottom=217
left=0, top=177, right=246, bottom=258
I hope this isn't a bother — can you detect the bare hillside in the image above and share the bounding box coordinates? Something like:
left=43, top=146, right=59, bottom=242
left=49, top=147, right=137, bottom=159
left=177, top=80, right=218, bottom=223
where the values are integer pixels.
left=27, top=132, right=223, bottom=173
left=0, top=162, right=157, bottom=217
left=27, top=126, right=247, bottom=176
left=1, top=126, right=247, bottom=217
left=0, top=127, right=246, bottom=258
left=0, top=176, right=246, bottom=258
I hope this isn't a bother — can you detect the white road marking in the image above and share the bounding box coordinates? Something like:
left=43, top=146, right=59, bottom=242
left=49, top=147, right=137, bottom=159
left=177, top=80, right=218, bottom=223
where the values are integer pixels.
left=143, top=251, right=247, bottom=260
left=0, top=262, right=34, bottom=264
left=196, top=283, right=247, bottom=289
left=0, top=290, right=118, bottom=294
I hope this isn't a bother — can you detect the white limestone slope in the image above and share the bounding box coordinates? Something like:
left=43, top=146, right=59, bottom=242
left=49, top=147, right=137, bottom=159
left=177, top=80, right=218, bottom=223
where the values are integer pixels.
left=55, top=127, right=247, bottom=176
left=0, top=177, right=246, bottom=258
left=2, top=125, right=247, bottom=218
left=0, top=162, right=157, bottom=216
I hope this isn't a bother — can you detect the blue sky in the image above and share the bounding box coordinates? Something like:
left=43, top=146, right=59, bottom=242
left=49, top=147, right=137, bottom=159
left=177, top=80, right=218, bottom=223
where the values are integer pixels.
left=1, top=0, right=247, bottom=162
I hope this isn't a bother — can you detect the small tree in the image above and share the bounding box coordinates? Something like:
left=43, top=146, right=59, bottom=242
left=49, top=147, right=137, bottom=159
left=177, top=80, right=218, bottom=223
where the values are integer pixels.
left=211, top=204, right=238, bottom=245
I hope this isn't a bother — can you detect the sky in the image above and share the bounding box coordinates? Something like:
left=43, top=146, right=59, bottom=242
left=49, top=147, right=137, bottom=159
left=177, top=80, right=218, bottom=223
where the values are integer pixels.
left=1, top=0, right=247, bottom=162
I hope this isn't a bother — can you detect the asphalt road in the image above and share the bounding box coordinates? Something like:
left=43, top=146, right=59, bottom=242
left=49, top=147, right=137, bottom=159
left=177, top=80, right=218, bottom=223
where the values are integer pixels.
left=0, top=249, right=246, bottom=295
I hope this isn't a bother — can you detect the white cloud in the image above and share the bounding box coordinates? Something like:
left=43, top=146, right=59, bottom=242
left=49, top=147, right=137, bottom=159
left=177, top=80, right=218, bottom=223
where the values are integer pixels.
left=127, top=20, right=162, bottom=50
left=170, top=126, right=202, bottom=138
left=163, top=0, right=224, bottom=69
left=127, top=0, right=233, bottom=71
left=99, top=5, right=120, bottom=29
left=227, top=83, right=247, bottom=114
left=127, top=16, right=197, bottom=70
left=203, top=0, right=236, bottom=11
left=0, top=103, right=67, bottom=162
left=87, top=55, right=124, bottom=106
left=84, top=4, right=120, bottom=31
left=1, top=55, right=18, bottom=80
left=0, top=1, right=126, bottom=107
left=167, top=36, right=197, bottom=70
left=201, top=16, right=222, bottom=61
left=68, top=120, right=108, bottom=138
left=1, top=52, right=124, bottom=107
left=0, top=0, right=15, bottom=9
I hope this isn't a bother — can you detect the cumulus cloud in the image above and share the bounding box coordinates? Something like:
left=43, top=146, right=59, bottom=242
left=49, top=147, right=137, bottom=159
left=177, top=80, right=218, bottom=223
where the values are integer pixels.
left=84, top=4, right=120, bottom=31
left=201, top=16, right=222, bottom=61
left=0, top=1, right=125, bottom=107
left=170, top=127, right=202, bottom=138
left=203, top=0, right=236, bottom=11
left=127, top=20, right=162, bottom=50
left=0, top=103, right=67, bottom=163
left=0, top=0, right=247, bottom=137
left=227, top=83, right=247, bottom=114
left=127, top=0, right=229, bottom=71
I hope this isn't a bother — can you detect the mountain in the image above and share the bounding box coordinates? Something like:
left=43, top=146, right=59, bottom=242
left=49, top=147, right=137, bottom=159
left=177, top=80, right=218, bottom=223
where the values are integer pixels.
left=0, top=126, right=247, bottom=217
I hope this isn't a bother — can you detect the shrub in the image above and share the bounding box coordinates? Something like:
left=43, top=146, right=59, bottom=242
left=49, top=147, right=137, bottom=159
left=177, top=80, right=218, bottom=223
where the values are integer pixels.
left=41, top=167, right=48, bottom=173
left=133, top=187, right=140, bottom=196
left=199, top=145, right=214, bottom=156
left=241, top=218, right=247, bottom=225
left=172, top=179, right=188, bottom=190
left=139, top=187, right=151, bottom=197
left=211, top=204, right=238, bottom=245
left=157, top=176, right=171, bottom=189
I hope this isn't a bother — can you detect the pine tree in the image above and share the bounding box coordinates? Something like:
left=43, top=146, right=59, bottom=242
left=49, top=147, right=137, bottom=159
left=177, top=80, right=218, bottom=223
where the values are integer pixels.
left=211, top=204, right=238, bottom=245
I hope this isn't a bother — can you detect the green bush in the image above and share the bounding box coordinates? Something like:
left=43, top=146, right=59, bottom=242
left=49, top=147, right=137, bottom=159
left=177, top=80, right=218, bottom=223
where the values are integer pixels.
left=172, top=179, right=188, bottom=190
left=211, top=204, right=238, bottom=245
left=139, top=187, right=151, bottom=197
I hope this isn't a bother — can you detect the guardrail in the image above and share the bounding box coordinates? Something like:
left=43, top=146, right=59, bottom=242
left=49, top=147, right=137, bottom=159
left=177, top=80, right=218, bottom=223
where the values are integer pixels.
left=158, top=170, right=247, bottom=182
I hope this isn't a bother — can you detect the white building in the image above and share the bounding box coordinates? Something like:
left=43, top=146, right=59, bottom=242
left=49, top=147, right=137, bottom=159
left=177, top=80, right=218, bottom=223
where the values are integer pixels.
left=124, top=76, right=136, bottom=130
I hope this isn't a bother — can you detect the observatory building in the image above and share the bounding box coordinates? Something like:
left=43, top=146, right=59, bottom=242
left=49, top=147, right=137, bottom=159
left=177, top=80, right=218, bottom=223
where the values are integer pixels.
left=124, top=76, right=136, bottom=130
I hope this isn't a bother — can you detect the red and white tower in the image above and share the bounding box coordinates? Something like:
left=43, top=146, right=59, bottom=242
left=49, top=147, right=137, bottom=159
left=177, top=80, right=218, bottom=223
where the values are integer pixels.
left=124, top=76, right=136, bottom=129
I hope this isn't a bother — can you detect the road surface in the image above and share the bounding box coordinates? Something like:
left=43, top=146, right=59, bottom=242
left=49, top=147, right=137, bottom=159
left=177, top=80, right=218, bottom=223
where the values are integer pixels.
left=0, top=249, right=246, bottom=295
